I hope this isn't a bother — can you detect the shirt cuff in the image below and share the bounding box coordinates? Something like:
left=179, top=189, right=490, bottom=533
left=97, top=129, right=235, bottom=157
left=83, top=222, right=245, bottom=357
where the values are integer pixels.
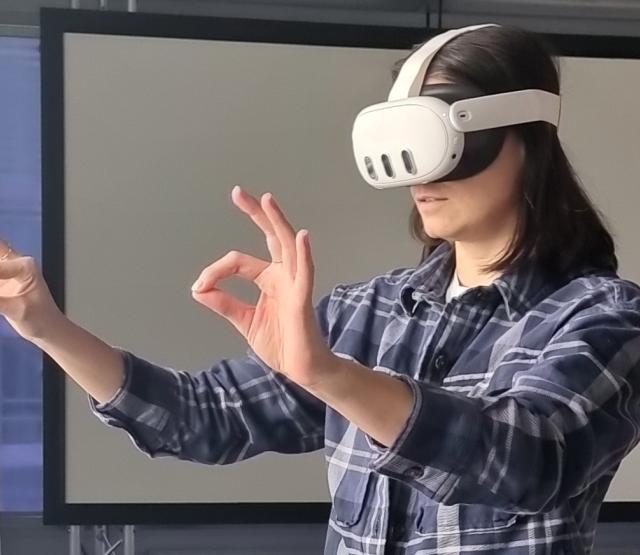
left=85, top=346, right=172, bottom=456
left=368, top=375, right=482, bottom=502
left=87, top=346, right=133, bottom=415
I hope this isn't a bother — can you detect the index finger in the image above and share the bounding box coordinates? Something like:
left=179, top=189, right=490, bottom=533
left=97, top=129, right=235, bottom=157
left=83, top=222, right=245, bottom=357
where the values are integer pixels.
left=193, top=249, right=270, bottom=292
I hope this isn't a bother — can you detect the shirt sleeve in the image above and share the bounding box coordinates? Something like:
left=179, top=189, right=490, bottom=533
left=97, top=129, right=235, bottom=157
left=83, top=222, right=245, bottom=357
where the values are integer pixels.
left=368, top=290, right=640, bottom=514
left=88, top=293, right=334, bottom=464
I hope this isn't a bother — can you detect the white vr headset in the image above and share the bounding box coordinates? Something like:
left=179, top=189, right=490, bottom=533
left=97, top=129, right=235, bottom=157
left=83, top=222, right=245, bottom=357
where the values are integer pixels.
left=351, top=23, right=561, bottom=189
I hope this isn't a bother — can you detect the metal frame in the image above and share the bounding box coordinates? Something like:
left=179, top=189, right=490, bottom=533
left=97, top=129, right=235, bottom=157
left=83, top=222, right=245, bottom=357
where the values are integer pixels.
left=40, top=6, right=640, bottom=525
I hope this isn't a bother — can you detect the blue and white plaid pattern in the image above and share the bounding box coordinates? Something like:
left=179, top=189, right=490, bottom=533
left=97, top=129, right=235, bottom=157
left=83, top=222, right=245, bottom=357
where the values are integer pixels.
left=90, top=242, right=640, bottom=554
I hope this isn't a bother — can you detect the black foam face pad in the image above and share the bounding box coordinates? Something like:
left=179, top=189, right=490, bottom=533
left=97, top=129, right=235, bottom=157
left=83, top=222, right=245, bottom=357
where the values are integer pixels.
left=420, top=83, right=507, bottom=183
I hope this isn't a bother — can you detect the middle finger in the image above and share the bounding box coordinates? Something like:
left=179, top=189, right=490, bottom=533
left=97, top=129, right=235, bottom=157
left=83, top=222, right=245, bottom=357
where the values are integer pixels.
left=232, top=185, right=282, bottom=263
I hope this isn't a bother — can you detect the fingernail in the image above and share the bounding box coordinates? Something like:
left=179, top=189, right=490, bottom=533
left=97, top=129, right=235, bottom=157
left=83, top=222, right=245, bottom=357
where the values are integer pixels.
left=191, top=279, right=203, bottom=292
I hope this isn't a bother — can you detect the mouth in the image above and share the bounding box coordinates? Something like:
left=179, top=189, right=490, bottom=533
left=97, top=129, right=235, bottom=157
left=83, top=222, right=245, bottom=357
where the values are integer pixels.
left=416, top=195, right=448, bottom=203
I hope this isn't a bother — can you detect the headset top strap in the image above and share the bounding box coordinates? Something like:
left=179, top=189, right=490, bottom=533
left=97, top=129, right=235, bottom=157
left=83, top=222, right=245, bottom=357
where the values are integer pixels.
left=388, top=23, right=500, bottom=101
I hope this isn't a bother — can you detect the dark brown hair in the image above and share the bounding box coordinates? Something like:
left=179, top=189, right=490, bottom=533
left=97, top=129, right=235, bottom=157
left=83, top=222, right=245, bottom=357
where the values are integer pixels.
left=394, top=25, right=617, bottom=276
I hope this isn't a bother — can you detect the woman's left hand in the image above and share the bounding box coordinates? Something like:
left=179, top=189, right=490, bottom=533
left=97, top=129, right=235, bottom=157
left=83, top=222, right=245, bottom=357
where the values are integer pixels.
left=190, top=185, right=337, bottom=390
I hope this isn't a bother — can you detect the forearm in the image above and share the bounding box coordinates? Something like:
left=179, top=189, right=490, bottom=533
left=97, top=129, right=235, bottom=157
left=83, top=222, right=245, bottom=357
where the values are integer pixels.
left=308, top=354, right=633, bottom=513
left=307, top=356, right=414, bottom=447
left=31, top=314, right=125, bottom=405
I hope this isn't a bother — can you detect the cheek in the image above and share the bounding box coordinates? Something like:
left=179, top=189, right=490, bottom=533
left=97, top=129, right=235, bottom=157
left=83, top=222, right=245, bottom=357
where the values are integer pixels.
left=463, top=182, right=519, bottom=222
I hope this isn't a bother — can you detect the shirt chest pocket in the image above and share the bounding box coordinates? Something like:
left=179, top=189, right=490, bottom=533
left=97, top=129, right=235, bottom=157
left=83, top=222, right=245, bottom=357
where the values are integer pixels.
left=440, top=341, right=535, bottom=396
left=328, top=461, right=372, bottom=527
left=326, top=421, right=374, bottom=527
left=415, top=498, right=519, bottom=536
left=440, top=356, right=493, bottom=395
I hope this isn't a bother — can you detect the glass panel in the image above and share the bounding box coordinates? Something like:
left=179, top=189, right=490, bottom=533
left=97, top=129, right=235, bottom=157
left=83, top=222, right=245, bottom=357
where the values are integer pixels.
left=0, top=36, right=43, bottom=512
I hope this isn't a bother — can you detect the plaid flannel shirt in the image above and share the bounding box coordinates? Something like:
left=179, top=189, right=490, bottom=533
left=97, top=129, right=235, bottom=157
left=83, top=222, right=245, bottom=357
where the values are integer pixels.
left=90, top=241, right=640, bottom=554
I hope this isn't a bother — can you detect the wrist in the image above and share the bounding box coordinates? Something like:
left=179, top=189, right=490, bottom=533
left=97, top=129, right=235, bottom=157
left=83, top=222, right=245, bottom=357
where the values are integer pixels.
left=29, top=308, right=69, bottom=346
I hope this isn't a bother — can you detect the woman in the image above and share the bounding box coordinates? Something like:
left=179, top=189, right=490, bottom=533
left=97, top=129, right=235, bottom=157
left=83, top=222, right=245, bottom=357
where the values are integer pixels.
left=3, top=24, right=640, bottom=555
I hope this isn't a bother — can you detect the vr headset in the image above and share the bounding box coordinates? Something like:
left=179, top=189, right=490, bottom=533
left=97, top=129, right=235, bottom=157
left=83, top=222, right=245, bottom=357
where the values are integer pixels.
left=351, top=23, right=561, bottom=189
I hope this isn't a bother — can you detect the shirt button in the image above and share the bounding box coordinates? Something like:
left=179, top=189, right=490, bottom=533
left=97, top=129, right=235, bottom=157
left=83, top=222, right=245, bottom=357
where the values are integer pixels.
left=473, top=288, right=493, bottom=303
left=406, top=465, right=423, bottom=479
left=434, top=354, right=448, bottom=371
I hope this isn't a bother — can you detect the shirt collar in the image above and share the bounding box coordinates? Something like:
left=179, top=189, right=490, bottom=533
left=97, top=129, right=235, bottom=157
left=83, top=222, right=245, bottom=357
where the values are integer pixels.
left=399, top=241, right=562, bottom=320
left=492, top=265, right=556, bottom=320
left=399, top=242, right=454, bottom=315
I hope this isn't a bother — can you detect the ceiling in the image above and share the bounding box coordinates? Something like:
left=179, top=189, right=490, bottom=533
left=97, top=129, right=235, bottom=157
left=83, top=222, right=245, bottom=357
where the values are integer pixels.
left=1, top=0, right=640, bottom=36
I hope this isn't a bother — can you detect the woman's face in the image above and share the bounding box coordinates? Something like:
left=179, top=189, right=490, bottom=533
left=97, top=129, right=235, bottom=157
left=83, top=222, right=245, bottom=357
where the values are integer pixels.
left=410, top=79, right=525, bottom=245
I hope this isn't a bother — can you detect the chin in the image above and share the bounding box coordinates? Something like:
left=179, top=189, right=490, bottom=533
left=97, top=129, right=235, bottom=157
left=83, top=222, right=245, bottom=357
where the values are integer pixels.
left=422, top=225, right=453, bottom=242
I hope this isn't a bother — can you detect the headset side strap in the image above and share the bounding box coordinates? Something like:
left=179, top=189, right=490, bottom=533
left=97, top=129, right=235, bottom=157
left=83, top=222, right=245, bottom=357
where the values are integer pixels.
left=449, top=89, right=561, bottom=131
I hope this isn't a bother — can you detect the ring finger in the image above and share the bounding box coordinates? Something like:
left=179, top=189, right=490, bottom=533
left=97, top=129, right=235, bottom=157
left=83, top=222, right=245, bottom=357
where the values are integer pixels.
left=261, top=193, right=297, bottom=277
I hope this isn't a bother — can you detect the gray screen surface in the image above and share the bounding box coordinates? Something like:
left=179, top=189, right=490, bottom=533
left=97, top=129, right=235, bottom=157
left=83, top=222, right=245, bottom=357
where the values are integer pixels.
left=61, top=33, right=640, bottom=504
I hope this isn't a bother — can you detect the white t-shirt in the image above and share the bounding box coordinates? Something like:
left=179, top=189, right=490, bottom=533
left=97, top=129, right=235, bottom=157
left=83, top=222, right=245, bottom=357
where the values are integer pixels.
left=445, top=270, right=470, bottom=303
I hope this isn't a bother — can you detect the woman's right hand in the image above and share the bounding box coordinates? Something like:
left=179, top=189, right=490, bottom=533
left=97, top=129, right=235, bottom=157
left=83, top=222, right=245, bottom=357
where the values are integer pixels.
left=0, top=239, right=63, bottom=341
